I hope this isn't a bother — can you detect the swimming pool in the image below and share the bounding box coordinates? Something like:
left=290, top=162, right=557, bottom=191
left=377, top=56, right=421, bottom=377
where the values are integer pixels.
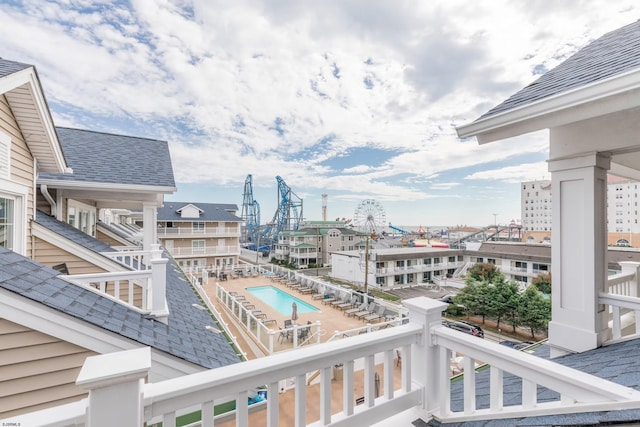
left=246, top=286, right=319, bottom=315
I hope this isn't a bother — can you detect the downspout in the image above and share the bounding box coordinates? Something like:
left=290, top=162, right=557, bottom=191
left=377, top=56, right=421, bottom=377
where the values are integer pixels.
left=41, top=184, right=57, bottom=218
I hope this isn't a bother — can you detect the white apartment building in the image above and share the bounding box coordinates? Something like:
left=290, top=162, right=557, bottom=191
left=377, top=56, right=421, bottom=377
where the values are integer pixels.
left=521, top=180, right=552, bottom=233
left=607, top=176, right=640, bottom=238
left=522, top=177, right=640, bottom=246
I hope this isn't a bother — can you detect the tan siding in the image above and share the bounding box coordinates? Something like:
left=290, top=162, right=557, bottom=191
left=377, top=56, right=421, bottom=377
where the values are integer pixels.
left=95, top=228, right=123, bottom=247
left=33, top=238, right=143, bottom=307
left=0, top=95, right=35, bottom=255
left=34, top=238, right=106, bottom=274
left=33, top=237, right=108, bottom=275
left=0, top=318, right=96, bottom=418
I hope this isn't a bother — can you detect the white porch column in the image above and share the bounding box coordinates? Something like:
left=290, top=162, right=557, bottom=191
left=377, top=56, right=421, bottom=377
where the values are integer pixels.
left=150, top=244, right=169, bottom=322
left=548, top=152, right=610, bottom=357
left=76, top=347, right=151, bottom=427
left=403, top=296, right=448, bottom=412
left=142, top=202, right=158, bottom=251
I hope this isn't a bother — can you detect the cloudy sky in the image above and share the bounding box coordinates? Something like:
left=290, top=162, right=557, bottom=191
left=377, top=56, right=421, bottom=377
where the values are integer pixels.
left=1, top=1, right=637, bottom=228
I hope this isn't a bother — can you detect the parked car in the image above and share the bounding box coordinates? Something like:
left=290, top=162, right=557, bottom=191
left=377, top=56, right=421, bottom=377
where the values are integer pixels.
left=443, top=320, right=484, bottom=338
left=438, top=294, right=456, bottom=304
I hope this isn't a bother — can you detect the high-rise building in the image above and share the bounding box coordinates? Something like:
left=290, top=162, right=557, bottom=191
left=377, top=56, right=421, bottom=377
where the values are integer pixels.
left=521, top=177, right=640, bottom=246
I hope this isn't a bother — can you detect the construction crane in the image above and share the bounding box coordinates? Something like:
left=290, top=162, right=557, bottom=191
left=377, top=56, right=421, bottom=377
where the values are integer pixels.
left=261, top=176, right=303, bottom=247
left=240, top=174, right=261, bottom=245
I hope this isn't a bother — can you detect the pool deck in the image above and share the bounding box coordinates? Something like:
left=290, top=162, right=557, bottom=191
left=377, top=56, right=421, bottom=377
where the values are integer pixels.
left=203, top=273, right=385, bottom=357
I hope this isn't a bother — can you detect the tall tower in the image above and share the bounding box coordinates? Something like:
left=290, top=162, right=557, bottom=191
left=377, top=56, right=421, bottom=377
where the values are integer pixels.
left=322, top=194, right=328, bottom=221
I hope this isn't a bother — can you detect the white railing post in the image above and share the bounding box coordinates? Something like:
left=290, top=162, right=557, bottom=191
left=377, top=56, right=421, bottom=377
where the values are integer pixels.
left=402, top=296, right=448, bottom=412
left=76, top=347, right=151, bottom=427
left=619, top=262, right=640, bottom=297
left=150, top=245, right=169, bottom=320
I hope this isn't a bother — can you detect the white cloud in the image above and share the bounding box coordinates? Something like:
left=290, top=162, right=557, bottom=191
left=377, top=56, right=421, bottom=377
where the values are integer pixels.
left=465, top=162, right=550, bottom=183
left=0, top=0, right=637, bottom=224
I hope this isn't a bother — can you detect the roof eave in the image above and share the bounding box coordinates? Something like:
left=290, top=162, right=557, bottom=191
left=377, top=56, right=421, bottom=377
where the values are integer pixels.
left=37, top=177, right=177, bottom=194
left=456, top=68, right=640, bottom=143
left=0, top=67, right=69, bottom=173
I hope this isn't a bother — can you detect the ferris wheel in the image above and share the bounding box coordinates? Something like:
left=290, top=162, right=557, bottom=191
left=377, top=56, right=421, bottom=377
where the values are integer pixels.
left=353, top=199, right=386, bottom=233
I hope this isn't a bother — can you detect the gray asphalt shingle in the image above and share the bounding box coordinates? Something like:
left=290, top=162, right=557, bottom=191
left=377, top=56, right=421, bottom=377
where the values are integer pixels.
left=38, top=127, right=176, bottom=188
left=0, top=58, right=32, bottom=77
left=157, top=201, right=241, bottom=222
left=477, top=20, right=640, bottom=121
left=3, top=215, right=241, bottom=369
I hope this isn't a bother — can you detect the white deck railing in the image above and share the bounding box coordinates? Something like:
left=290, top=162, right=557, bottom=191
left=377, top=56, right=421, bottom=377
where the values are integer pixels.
left=18, top=297, right=640, bottom=427
left=62, top=245, right=169, bottom=317
left=600, top=261, right=640, bottom=342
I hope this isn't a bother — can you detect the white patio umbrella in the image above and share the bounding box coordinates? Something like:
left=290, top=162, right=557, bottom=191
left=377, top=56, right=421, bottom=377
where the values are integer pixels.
left=291, top=301, right=298, bottom=322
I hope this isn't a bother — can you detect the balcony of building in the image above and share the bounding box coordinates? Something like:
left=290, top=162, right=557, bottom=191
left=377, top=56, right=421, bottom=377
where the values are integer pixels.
left=157, top=225, right=240, bottom=238
left=169, top=245, right=241, bottom=258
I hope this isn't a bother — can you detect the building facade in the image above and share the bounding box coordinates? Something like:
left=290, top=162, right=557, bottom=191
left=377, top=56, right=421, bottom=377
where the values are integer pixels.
left=522, top=177, right=640, bottom=246
left=274, top=221, right=368, bottom=268
left=156, top=202, right=242, bottom=271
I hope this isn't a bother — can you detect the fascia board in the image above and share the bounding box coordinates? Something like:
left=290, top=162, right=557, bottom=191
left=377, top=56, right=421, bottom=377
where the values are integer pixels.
left=37, top=178, right=176, bottom=194
left=0, top=288, right=203, bottom=379
left=31, top=222, right=128, bottom=271
left=456, top=68, right=640, bottom=141
left=0, top=67, right=68, bottom=173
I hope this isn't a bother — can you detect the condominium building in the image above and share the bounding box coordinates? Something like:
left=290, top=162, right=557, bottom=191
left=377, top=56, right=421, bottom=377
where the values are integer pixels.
left=522, top=177, right=640, bottom=246
left=521, top=180, right=552, bottom=243
left=275, top=221, right=368, bottom=268
left=156, top=202, right=242, bottom=271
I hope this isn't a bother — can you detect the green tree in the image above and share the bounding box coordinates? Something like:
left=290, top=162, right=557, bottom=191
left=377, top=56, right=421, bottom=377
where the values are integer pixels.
left=532, top=273, right=551, bottom=295
left=456, top=281, right=493, bottom=323
left=518, top=285, right=552, bottom=338
left=490, top=280, right=521, bottom=330
left=466, top=262, right=504, bottom=284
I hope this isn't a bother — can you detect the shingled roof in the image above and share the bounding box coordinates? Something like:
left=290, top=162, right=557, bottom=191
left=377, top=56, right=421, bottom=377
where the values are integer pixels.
left=0, top=58, right=32, bottom=77
left=477, top=19, right=640, bottom=121
left=21, top=212, right=241, bottom=369
left=39, top=127, right=176, bottom=188
left=158, top=202, right=241, bottom=222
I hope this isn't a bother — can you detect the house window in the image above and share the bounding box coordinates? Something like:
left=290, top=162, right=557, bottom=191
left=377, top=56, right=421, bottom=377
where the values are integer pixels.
left=67, top=199, right=96, bottom=237
left=0, top=197, right=14, bottom=249
left=192, top=240, right=205, bottom=253
left=193, top=221, right=205, bottom=232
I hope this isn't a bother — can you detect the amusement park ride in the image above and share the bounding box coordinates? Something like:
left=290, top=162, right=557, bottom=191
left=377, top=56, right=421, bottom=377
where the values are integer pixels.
left=240, top=175, right=303, bottom=252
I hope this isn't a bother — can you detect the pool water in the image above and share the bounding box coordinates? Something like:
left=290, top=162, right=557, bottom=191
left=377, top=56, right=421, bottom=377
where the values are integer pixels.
left=246, top=285, right=319, bottom=315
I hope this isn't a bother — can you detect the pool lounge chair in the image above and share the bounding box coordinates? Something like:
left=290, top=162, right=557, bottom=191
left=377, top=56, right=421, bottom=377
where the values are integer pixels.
left=337, top=295, right=357, bottom=310
left=331, top=293, right=350, bottom=307
left=321, top=293, right=337, bottom=305
left=364, top=305, right=386, bottom=323
left=345, top=302, right=368, bottom=317
left=354, top=302, right=376, bottom=320
left=312, top=288, right=328, bottom=300
left=299, top=283, right=318, bottom=295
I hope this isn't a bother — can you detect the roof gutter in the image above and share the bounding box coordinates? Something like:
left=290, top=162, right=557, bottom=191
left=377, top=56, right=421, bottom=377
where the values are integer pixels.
left=40, top=184, right=57, bottom=217
left=37, top=178, right=176, bottom=194
left=456, top=68, right=640, bottom=142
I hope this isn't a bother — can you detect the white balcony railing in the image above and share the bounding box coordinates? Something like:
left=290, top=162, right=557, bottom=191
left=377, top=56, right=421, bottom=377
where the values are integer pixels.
left=20, top=297, right=640, bottom=427
left=169, top=246, right=240, bottom=257
left=62, top=245, right=168, bottom=317
left=600, top=261, right=640, bottom=342
left=157, top=226, right=240, bottom=238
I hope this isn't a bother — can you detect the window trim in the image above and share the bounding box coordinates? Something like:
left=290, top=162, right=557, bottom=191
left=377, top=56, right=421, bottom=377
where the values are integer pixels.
left=0, top=178, right=28, bottom=255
